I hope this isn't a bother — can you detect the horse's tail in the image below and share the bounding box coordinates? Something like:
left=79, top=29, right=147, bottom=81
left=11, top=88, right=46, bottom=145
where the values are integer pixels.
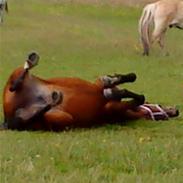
left=139, top=3, right=156, bottom=56
left=5, top=2, right=8, bottom=13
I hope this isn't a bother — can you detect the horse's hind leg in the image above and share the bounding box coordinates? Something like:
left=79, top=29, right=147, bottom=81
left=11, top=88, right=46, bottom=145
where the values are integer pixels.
left=158, top=29, right=170, bottom=56
left=104, top=100, right=145, bottom=121
left=152, top=17, right=169, bottom=53
left=99, top=73, right=136, bottom=88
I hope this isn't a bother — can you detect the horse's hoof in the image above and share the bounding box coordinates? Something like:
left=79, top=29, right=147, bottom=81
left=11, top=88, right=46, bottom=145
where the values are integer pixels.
left=143, top=52, right=149, bottom=56
left=137, top=95, right=145, bottom=105
left=164, top=52, right=169, bottom=57
left=112, top=73, right=137, bottom=83
left=123, top=73, right=137, bottom=82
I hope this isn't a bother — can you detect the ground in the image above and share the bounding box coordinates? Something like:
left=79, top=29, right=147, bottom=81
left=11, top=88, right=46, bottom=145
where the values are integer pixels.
left=1, top=0, right=183, bottom=182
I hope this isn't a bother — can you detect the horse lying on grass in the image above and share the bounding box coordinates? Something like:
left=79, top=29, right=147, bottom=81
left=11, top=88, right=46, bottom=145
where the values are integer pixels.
left=139, top=0, right=183, bottom=56
left=1, top=53, right=179, bottom=131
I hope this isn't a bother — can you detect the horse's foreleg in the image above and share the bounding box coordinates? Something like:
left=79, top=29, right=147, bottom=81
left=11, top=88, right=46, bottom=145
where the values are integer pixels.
left=104, top=88, right=145, bottom=105
left=15, top=103, right=51, bottom=122
left=6, top=103, right=51, bottom=130
left=44, top=109, right=74, bottom=131
left=98, top=73, right=136, bottom=88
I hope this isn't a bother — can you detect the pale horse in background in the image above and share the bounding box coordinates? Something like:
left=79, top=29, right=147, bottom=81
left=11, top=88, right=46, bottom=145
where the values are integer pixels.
left=0, top=0, right=8, bottom=23
left=139, top=0, right=183, bottom=56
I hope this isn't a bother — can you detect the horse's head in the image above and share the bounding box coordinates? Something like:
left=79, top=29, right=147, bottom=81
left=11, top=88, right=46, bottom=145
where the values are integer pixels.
left=9, top=52, right=39, bottom=92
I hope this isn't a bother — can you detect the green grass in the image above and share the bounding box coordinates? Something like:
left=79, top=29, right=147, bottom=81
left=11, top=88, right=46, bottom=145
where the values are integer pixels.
left=1, top=0, right=183, bottom=182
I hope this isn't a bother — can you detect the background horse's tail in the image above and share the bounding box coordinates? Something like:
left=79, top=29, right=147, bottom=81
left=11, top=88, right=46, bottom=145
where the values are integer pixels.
left=139, top=3, right=156, bottom=56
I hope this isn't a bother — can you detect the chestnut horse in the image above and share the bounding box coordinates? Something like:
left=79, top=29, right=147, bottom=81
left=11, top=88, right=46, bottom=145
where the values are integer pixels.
left=1, top=53, right=179, bottom=131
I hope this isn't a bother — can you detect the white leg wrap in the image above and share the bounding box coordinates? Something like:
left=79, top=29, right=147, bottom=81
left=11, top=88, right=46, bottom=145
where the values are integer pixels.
left=103, top=88, right=113, bottom=99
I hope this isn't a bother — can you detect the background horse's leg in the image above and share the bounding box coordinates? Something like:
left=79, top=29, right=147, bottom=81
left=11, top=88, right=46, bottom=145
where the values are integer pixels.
left=158, top=31, right=165, bottom=47
left=5, top=2, right=8, bottom=13
left=152, top=17, right=169, bottom=54
left=0, top=4, right=3, bottom=23
left=44, top=109, right=74, bottom=131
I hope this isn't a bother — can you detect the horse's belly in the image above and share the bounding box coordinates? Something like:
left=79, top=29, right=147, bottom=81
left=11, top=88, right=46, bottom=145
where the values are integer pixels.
left=59, top=89, right=106, bottom=124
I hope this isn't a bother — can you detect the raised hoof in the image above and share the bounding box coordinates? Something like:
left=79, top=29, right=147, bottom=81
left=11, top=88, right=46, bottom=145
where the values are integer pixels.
left=137, top=95, right=145, bottom=105
left=109, top=73, right=137, bottom=83
left=121, top=73, right=137, bottom=83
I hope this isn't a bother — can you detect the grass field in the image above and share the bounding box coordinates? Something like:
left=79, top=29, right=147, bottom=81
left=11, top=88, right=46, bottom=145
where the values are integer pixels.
left=1, top=0, right=183, bottom=182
